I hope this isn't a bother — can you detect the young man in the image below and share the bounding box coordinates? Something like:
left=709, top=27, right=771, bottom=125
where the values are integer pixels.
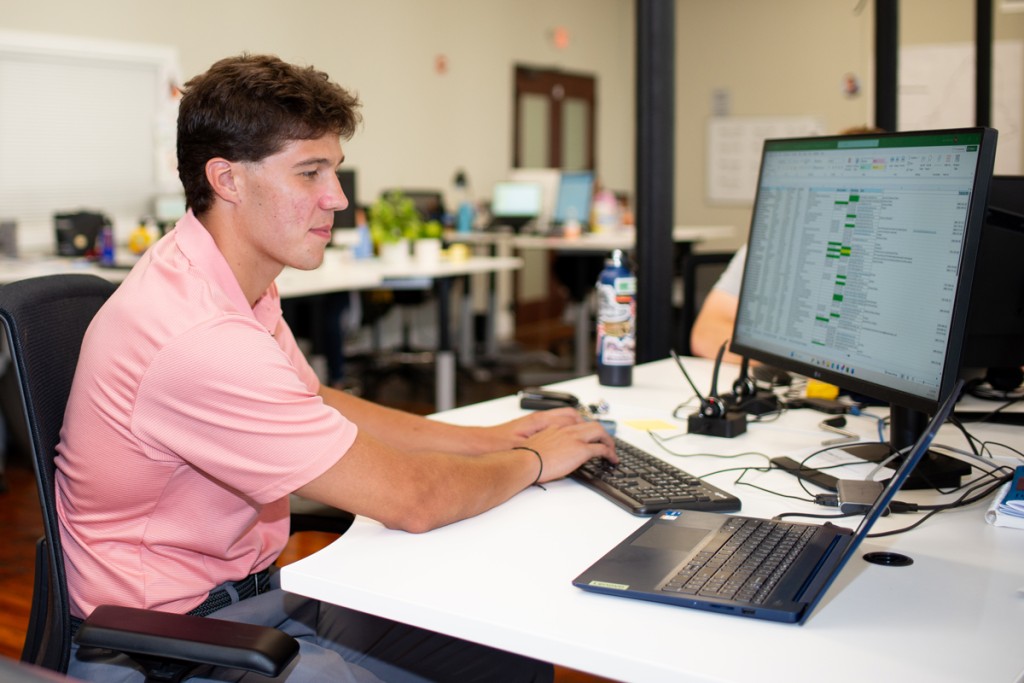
left=56, top=54, right=615, bottom=682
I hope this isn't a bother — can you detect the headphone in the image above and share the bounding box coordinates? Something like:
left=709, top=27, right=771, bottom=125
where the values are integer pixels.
left=671, top=343, right=728, bottom=420
left=731, top=356, right=757, bottom=404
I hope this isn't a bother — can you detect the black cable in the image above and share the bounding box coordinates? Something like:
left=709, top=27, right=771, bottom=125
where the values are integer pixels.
left=646, top=430, right=773, bottom=463
left=772, top=510, right=859, bottom=522
left=867, top=473, right=1011, bottom=538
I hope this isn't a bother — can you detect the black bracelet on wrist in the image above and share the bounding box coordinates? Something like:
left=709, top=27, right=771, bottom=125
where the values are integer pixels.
left=512, top=446, right=544, bottom=487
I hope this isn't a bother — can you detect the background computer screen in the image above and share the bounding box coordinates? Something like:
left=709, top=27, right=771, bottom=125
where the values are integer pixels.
left=490, top=181, right=543, bottom=232
left=730, top=128, right=997, bottom=487
left=333, top=169, right=358, bottom=229
left=553, top=171, right=595, bottom=226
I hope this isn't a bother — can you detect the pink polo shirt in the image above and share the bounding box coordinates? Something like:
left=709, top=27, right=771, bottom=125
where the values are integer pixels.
left=55, top=211, right=357, bottom=618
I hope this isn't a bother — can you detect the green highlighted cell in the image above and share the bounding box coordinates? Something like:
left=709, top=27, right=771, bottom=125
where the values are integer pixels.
left=833, top=294, right=844, bottom=302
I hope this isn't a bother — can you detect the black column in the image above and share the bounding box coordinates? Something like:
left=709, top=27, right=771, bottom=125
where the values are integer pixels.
left=875, top=0, right=898, bottom=132
left=635, top=0, right=675, bottom=363
left=976, top=0, right=993, bottom=127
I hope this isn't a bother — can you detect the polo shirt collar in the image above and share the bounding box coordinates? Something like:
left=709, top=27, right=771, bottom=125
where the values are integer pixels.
left=172, top=210, right=283, bottom=333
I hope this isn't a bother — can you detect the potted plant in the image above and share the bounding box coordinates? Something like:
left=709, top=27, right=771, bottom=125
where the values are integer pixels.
left=369, top=191, right=444, bottom=266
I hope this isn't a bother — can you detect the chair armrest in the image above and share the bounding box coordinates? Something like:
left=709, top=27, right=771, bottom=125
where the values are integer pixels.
left=75, top=604, right=298, bottom=678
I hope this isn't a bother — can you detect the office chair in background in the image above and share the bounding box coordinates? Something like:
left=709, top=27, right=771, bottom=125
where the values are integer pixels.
left=353, top=189, right=449, bottom=402
left=0, top=274, right=347, bottom=680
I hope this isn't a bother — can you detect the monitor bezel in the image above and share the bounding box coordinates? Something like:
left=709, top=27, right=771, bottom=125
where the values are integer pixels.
left=729, top=127, right=998, bottom=416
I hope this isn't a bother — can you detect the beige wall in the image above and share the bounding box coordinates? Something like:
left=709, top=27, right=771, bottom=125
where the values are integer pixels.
left=0, top=0, right=635, bottom=214
left=2, top=0, right=1022, bottom=251
left=680, top=0, right=1024, bottom=251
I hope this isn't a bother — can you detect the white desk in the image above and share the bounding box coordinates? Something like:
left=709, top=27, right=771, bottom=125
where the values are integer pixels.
left=256, top=254, right=524, bottom=412
left=0, top=256, right=135, bottom=285
left=281, top=358, right=1024, bottom=683
left=508, top=224, right=734, bottom=253
left=0, top=252, right=522, bottom=412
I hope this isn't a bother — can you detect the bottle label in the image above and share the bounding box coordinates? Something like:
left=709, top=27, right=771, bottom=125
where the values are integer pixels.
left=596, top=280, right=635, bottom=367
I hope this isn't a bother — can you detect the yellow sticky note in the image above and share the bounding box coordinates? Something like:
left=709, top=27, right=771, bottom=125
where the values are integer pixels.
left=623, top=419, right=678, bottom=431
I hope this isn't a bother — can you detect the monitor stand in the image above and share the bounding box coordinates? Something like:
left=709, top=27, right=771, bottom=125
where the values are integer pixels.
left=842, top=404, right=969, bottom=490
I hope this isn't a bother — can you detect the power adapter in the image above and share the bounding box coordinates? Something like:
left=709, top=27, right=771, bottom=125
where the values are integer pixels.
left=687, top=410, right=748, bottom=438
left=836, top=479, right=884, bottom=514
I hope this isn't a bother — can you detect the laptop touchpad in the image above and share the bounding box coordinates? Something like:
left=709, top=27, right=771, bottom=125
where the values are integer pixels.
left=632, top=524, right=711, bottom=552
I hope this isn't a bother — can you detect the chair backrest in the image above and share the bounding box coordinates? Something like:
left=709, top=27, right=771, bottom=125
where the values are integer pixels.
left=0, top=274, right=117, bottom=672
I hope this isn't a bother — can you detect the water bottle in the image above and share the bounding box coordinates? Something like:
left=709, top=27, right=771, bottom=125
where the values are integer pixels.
left=595, top=249, right=636, bottom=386
left=99, top=222, right=116, bottom=267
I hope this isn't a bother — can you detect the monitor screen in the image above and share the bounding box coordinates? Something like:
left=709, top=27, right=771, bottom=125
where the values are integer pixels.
left=731, top=128, right=997, bottom=488
left=553, top=171, right=594, bottom=226
left=492, top=181, right=543, bottom=218
left=508, top=168, right=561, bottom=230
left=333, top=169, right=358, bottom=228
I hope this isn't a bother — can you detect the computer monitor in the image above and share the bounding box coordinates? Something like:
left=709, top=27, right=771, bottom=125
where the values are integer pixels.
left=730, top=128, right=998, bottom=489
left=961, top=176, right=1024, bottom=385
left=490, top=181, right=543, bottom=232
left=508, top=168, right=561, bottom=231
left=553, top=171, right=595, bottom=227
left=333, top=169, right=358, bottom=228
left=380, top=189, right=447, bottom=222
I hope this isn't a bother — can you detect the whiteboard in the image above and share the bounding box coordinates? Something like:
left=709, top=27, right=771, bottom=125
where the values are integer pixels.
left=899, top=40, right=1023, bottom=175
left=0, top=31, right=181, bottom=251
left=706, top=116, right=826, bottom=204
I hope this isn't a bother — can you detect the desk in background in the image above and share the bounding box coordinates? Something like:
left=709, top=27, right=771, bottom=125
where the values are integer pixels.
left=452, top=226, right=735, bottom=376
left=0, top=252, right=522, bottom=412
left=282, top=357, right=1024, bottom=683
left=372, top=255, right=522, bottom=411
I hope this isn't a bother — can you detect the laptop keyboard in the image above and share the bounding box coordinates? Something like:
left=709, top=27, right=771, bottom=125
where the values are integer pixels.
left=571, top=438, right=741, bottom=515
left=661, top=517, right=818, bottom=604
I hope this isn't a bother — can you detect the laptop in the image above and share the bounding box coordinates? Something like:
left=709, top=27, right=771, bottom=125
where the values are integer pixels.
left=573, top=380, right=964, bottom=624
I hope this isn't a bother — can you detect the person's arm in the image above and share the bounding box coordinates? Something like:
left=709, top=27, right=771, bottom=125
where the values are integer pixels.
left=295, top=408, right=615, bottom=533
left=317, top=384, right=587, bottom=455
left=689, top=288, right=743, bottom=363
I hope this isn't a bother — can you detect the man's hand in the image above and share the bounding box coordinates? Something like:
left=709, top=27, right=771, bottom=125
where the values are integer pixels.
left=475, top=406, right=585, bottom=451
left=520, top=420, right=617, bottom=483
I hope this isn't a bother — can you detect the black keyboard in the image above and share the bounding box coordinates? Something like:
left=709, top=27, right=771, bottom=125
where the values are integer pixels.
left=661, top=517, right=817, bottom=604
left=571, top=438, right=741, bottom=515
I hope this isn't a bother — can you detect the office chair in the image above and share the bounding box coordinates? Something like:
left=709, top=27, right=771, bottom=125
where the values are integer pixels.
left=0, top=274, right=306, bottom=681
left=354, top=190, right=449, bottom=402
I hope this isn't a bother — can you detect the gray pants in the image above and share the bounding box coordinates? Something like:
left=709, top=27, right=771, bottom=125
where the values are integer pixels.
left=68, top=569, right=553, bottom=683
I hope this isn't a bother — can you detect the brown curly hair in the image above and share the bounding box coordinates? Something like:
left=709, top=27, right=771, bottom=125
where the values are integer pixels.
left=177, top=54, right=362, bottom=216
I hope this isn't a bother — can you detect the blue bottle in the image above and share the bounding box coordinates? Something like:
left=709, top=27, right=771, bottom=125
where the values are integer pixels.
left=99, top=222, right=116, bottom=267
left=595, top=249, right=636, bottom=386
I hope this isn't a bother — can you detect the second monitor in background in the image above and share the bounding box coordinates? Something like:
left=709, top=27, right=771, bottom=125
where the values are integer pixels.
left=490, top=181, right=543, bottom=233
left=552, top=170, right=595, bottom=231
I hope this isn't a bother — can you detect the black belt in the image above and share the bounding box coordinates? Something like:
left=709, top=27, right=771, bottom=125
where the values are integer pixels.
left=70, top=568, right=273, bottom=636
left=187, top=568, right=273, bottom=617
